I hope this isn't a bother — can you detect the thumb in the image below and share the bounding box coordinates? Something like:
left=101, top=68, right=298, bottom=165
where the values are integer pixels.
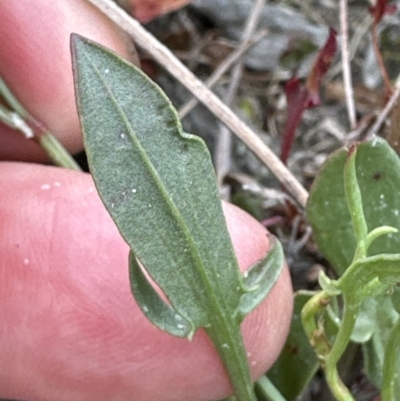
left=0, top=162, right=292, bottom=401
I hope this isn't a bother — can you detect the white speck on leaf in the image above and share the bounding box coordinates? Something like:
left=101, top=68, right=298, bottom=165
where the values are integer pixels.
left=222, top=343, right=229, bottom=349
left=132, top=188, right=137, bottom=193
left=120, top=133, right=125, bottom=139
left=104, top=68, right=109, bottom=74
left=41, top=184, right=50, bottom=190
left=142, top=305, right=149, bottom=313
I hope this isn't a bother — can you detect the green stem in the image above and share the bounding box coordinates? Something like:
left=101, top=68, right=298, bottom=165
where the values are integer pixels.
left=0, top=77, right=28, bottom=118
left=365, top=226, right=398, bottom=251
left=381, top=319, right=400, bottom=401
left=301, top=290, right=332, bottom=364
left=344, top=145, right=368, bottom=260
left=324, top=297, right=359, bottom=401
left=38, top=133, right=81, bottom=171
left=302, top=290, right=358, bottom=400
left=0, top=104, right=33, bottom=138
left=255, top=376, right=287, bottom=401
left=205, top=315, right=257, bottom=401
left=0, top=76, right=81, bottom=171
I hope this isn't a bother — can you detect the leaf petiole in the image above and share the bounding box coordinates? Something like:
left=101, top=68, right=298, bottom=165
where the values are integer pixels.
left=381, top=320, right=400, bottom=401
left=0, top=76, right=81, bottom=171
left=344, top=144, right=368, bottom=261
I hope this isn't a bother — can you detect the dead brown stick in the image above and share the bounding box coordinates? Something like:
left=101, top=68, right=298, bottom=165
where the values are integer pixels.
left=178, top=29, right=267, bottom=119
left=365, top=74, right=400, bottom=140
left=86, top=0, right=309, bottom=208
left=339, top=0, right=357, bottom=130
left=215, top=0, right=265, bottom=199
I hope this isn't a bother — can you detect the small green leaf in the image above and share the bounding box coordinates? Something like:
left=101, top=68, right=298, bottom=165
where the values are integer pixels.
left=340, top=262, right=400, bottom=397
left=318, top=270, right=341, bottom=296
left=340, top=253, right=400, bottom=302
left=307, top=137, right=400, bottom=275
left=360, top=294, right=400, bottom=395
left=129, top=251, right=193, bottom=338
left=351, top=297, right=379, bottom=343
left=237, top=235, right=284, bottom=320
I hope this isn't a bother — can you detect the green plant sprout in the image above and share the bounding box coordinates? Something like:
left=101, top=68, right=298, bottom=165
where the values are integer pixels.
left=71, top=34, right=285, bottom=401
left=302, top=142, right=400, bottom=401
left=0, top=77, right=81, bottom=171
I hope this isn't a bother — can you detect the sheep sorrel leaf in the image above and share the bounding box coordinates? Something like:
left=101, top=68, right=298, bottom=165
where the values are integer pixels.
left=71, top=34, right=283, bottom=401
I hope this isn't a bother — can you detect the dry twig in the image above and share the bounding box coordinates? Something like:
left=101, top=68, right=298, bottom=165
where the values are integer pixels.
left=86, top=0, right=309, bottom=207
left=339, top=0, right=357, bottom=130
left=178, top=29, right=267, bottom=119
left=365, top=74, right=400, bottom=140
left=215, top=0, right=266, bottom=199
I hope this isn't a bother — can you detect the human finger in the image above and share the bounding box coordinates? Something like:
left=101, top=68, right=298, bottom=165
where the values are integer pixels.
left=0, top=0, right=137, bottom=162
left=0, top=162, right=292, bottom=401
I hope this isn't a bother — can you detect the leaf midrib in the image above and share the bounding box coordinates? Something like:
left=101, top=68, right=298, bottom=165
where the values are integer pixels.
left=82, top=50, right=230, bottom=324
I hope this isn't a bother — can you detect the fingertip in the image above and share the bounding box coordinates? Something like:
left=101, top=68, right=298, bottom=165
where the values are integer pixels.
left=0, top=0, right=138, bottom=162
left=129, top=0, right=193, bottom=22
left=0, top=163, right=292, bottom=401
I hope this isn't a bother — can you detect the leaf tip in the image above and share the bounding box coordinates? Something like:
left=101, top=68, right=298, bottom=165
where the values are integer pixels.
left=70, top=33, right=96, bottom=66
left=70, top=32, right=85, bottom=57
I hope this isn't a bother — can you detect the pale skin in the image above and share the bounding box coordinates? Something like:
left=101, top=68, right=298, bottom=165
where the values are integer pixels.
left=0, top=1, right=293, bottom=401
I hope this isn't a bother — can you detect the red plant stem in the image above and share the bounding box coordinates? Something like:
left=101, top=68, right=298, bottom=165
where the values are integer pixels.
left=371, top=21, right=392, bottom=97
left=26, top=115, right=47, bottom=140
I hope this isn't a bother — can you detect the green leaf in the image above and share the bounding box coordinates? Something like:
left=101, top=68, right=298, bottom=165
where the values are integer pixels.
left=307, top=137, right=400, bottom=275
left=352, top=297, right=382, bottom=343
left=340, top=253, right=400, bottom=302
left=360, top=294, right=400, bottom=397
left=71, top=34, right=283, bottom=401
left=237, top=235, right=284, bottom=321
left=72, top=34, right=243, bottom=331
left=267, top=292, right=319, bottom=401
left=318, top=270, right=341, bottom=296
left=340, top=274, right=400, bottom=398
left=129, top=251, right=193, bottom=338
